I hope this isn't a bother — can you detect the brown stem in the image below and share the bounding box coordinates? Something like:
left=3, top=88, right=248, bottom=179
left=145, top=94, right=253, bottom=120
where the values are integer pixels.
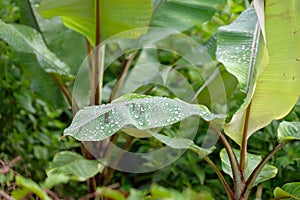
left=93, top=0, right=102, bottom=105
left=86, top=38, right=95, bottom=105
left=81, top=143, right=97, bottom=196
left=203, top=157, right=234, bottom=200
left=0, top=190, right=15, bottom=200
left=189, top=144, right=233, bottom=199
left=0, top=156, right=22, bottom=174
left=109, top=51, right=138, bottom=102
left=103, top=136, right=134, bottom=186
left=242, top=141, right=289, bottom=199
left=45, top=189, right=59, bottom=200
left=50, top=73, right=78, bottom=112
left=240, top=102, right=252, bottom=178
left=211, top=125, right=244, bottom=199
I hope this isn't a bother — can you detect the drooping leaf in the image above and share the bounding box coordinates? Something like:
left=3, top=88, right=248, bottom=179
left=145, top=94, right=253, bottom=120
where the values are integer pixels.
left=64, top=94, right=224, bottom=141
left=37, top=0, right=153, bottom=45
left=274, top=182, right=300, bottom=200
left=220, top=148, right=277, bottom=185
left=219, top=1, right=300, bottom=145
left=15, top=175, right=51, bottom=200
left=36, top=15, right=87, bottom=75
left=151, top=0, right=225, bottom=32
left=0, top=19, right=70, bottom=76
left=47, top=151, right=102, bottom=181
left=278, top=121, right=300, bottom=142
left=15, top=0, right=86, bottom=75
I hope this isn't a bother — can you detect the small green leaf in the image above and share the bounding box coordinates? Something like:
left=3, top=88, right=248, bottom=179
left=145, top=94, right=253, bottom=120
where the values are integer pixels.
left=149, top=184, right=215, bottom=200
left=41, top=173, right=70, bottom=189
left=97, top=187, right=126, bottom=200
left=220, top=148, right=277, bottom=185
left=0, top=19, right=70, bottom=76
left=15, top=175, right=51, bottom=200
left=64, top=94, right=224, bottom=141
left=278, top=121, right=300, bottom=142
left=47, top=151, right=102, bottom=181
left=127, top=189, right=146, bottom=200
left=14, top=90, right=36, bottom=113
left=274, top=182, right=300, bottom=200
left=11, top=188, right=31, bottom=200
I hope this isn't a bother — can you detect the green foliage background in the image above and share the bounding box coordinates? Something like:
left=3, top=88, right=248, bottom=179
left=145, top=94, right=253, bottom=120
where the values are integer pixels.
left=0, top=0, right=299, bottom=199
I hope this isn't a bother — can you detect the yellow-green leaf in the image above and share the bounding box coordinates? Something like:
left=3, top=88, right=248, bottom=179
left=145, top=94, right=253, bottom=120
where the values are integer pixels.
left=223, top=0, right=300, bottom=145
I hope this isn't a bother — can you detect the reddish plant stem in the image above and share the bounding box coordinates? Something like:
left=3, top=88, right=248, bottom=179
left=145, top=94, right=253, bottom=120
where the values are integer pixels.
left=211, top=125, right=244, bottom=199
left=240, top=102, right=252, bottom=178
left=109, top=51, right=138, bottom=102
left=50, top=73, right=78, bottom=112
left=242, top=141, right=289, bottom=199
left=103, top=136, right=134, bottom=186
left=94, top=0, right=102, bottom=105
left=203, top=156, right=234, bottom=199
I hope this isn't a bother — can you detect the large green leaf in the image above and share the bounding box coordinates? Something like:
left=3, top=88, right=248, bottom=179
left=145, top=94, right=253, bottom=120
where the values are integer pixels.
left=274, top=182, right=300, bottom=200
left=216, top=8, right=268, bottom=93
left=219, top=1, right=300, bottom=145
left=37, top=0, right=153, bottom=45
left=151, top=0, right=225, bottom=32
left=0, top=19, right=70, bottom=76
left=64, top=94, right=224, bottom=141
left=47, top=151, right=102, bottom=181
left=36, top=15, right=87, bottom=75
left=15, top=0, right=86, bottom=75
left=278, top=121, right=300, bottom=142
left=220, top=148, right=277, bottom=185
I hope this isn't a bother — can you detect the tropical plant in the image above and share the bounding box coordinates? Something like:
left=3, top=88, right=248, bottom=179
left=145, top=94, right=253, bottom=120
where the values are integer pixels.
left=0, top=0, right=299, bottom=199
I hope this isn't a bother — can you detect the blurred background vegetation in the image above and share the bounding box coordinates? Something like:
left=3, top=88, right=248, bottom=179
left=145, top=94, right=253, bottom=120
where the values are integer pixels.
left=0, top=0, right=299, bottom=199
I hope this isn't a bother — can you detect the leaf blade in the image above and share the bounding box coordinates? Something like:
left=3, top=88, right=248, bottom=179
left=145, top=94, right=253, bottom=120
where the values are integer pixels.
left=151, top=0, right=225, bottom=32
left=64, top=94, right=224, bottom=141
left=0, top=19, right=70, bottom=76
left=274, top=182, right=300, bottom=200
left=47, top=151, right=101, bottom=181
left=220, top=1, right=300, bottom=145
left=278, top=121, right=300, bottom=142
left=220, top=148, right=277, bottom=185
left=37, top=0, right=153, bottom=45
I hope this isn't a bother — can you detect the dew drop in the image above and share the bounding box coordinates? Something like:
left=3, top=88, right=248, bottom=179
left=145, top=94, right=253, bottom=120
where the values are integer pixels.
left=138, top=121, right=144, bottom=126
